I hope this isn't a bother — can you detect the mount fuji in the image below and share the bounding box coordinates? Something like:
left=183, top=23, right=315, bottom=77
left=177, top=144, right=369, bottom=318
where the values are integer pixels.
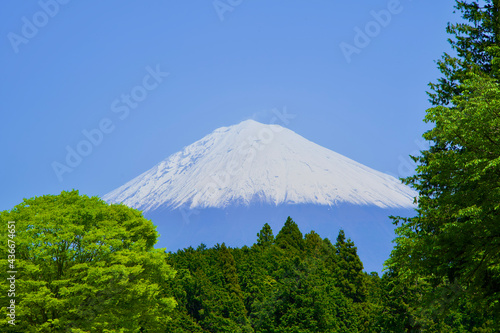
left=104, top=120, right=416, bottom=273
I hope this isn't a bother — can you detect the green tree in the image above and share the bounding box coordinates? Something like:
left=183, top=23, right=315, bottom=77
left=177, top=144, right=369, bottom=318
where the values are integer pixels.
left=389, top=73, right=500, bottom=325
left=165, top=218, right=388, bottom=332
left=275, top=217, right=304, bottom=252
left=429, top=0, right=500, bottom=106
left=219, top=243, right=252, bottom=332
left=0, top=190, right=176, bottom=332
left=252, top=256, right=356, bottom=332
left=256, top=223, right=274, bottom=247
left=334, top=230, right=366, bottom=303
left=304, top=230, right=325, bottom=258
left=388, top=1, right=500, bottom=326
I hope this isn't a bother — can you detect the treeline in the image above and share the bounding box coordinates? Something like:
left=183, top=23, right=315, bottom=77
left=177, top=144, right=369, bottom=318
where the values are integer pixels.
left=0, top=191, right=495, bottom=332
left=162, top=217, right=492, bottom=332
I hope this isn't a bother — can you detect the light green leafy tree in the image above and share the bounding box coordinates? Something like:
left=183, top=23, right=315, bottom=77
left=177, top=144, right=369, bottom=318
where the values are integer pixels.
left=389, top=74, right=500, bottom=328
left=0, top=190, right=176, bottom=332
left=387, top=1, right=500, bottom=329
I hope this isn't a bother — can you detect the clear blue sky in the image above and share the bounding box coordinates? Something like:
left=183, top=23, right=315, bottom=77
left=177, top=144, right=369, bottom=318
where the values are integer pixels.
left=1, top=0, right=457, bottom=211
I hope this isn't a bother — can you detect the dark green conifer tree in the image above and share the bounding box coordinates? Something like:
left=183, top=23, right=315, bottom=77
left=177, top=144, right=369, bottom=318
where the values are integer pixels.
left=334, top=229, right=366, bottom=303
left=256, top=223, right=274, bottom=247
left=304, top=230, right=326, bottom=258
left=275, top=216, right=304, bottom=252
left=429, top=0, right=500, bottom=106
left=220, top=243, right=244, bottom=300
left=219, top=243, right=253, bottom=332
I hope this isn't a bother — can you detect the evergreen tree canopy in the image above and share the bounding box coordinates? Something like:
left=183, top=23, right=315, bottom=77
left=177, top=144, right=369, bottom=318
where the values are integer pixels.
left=334, top=230, right=366, bottom=303
left=274, top=216, right=304, bottom=252
left=429, top=0, right=500, bottom=106
left=163, top=216, right=494, bottom=332
left=256, top=223, right=274, bottom=247
left=304, top=230, right=325, bottom=258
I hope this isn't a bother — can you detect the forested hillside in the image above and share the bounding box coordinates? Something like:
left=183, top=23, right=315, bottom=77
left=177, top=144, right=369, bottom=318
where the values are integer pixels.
left=162, top=217, right=493, bottom=332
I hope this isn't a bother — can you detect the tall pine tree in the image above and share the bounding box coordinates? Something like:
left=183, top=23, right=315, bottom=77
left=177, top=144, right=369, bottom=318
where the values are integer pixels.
left=334, top=229, right=366, bottom=303
left=256, top=223, right=274, bottom=247
left=429, top=0, right=500, bottom=106
left=275, top=216, right=304, bottom=253
left=219, top=243, right=252, bottom=332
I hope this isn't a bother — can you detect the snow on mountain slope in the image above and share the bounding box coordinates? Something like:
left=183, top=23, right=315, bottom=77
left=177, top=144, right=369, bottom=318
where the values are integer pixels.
left=103, top=119, right=416, bottom=211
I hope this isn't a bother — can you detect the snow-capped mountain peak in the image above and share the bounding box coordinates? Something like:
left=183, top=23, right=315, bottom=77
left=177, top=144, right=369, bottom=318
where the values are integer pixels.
left=103, top=120, right=416, bottom=211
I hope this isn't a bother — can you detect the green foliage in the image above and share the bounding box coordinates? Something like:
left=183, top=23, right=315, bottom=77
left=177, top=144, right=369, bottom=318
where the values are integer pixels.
left=256, top=223, right=274, bottom=247
left=334, top=230, right=367, bottom=303
left=0, top=190, right=176, bottom=332
left=219, top=243, right=251, bottom=331
left=251, top=255, right=356, bottom=332
left=387, top=1, right=500, bottom=330
left=1, top=190, right=490, bottom=331
left=275, top=217, right=304, bottom=252
left=389, top=73, right=500, bottom=328
left=165, top=218, right=397, bottom=333
left=162, top=213, right=494, bottom=332
left=428, top=0, right=500, bottom=106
